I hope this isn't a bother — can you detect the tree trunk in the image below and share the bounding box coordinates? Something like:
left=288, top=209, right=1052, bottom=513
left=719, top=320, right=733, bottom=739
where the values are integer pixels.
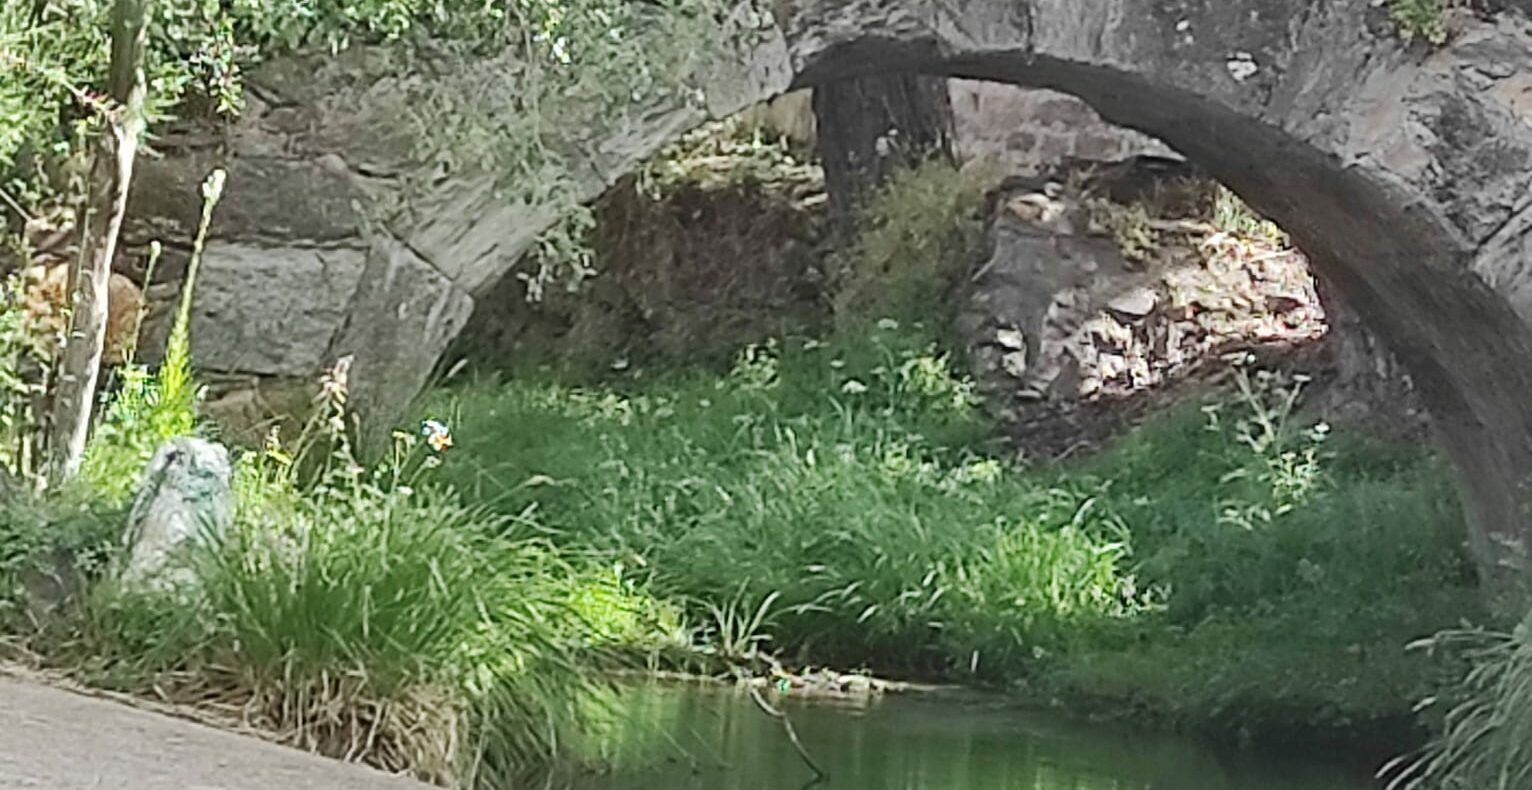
left=812, top=73, right=956, bottom=235
left=47, top=0, right=149, bottom=484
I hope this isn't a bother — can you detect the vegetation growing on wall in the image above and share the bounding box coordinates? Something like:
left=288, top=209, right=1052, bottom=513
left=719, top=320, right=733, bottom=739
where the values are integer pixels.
left=1387, top=0, right=1451, bottom=46
left=1, top=0, right=743, bottom=292
left=828, top=159, right=992, bottom=328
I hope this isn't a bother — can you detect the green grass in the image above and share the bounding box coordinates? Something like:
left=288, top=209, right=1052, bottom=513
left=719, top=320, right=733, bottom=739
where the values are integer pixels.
left=424, top=324, right=1484, bottom=740
left=14, top=454, right=676, bottom=786
left=0, top=368, right=679, bottom=786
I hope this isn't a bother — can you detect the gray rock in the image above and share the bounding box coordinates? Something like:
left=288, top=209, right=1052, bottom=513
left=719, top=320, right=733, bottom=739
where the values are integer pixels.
left=137, top=242, right=367, bottom=377
left=122, top=438, right=234, bottom=587
left=1106, top=287, right=1159, bottom=321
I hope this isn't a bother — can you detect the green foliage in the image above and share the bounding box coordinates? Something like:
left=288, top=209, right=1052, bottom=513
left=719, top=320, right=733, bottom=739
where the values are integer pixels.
left=428, top=326, right=1143, bottom=675
left=428, top=320, right=1480, bottom=734
left=2, top=0, right=739, bottom=292
left=1389, top=0, right=1450, bottom=46
left=1390, top=616, right=1532, bottom=790
left=0, top=491, right=123, bottom=628
left=48, top=474, right=596, bottom=785
left=1212, top=185, right=1288, bottom=246
left=1045, top=374, right=1478, bottom=736
left=640, top=116, right=821, bottom=198
left=830, top=160, right=992, bottom=328
left=27, top=374, right=675, bottom=785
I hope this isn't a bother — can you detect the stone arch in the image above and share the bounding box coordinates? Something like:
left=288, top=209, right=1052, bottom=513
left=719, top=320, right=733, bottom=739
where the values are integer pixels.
left=131, top=0, right=1532, bottom=591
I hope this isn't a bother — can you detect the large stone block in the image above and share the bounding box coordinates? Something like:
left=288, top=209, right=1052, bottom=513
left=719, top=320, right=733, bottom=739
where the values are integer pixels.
left=139, top=242, right=367, bottom=376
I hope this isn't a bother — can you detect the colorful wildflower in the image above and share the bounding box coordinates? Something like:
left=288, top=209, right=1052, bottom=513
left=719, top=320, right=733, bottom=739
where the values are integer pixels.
left=421, top=419, right=453, bottom=452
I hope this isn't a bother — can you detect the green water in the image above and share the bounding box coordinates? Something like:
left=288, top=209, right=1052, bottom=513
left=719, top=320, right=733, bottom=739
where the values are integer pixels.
left=558, top=681, right=1381, bottom=790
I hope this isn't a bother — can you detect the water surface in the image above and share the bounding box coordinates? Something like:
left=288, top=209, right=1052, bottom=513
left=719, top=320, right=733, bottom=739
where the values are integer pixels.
left=558, top=681, right=1381, bottom=790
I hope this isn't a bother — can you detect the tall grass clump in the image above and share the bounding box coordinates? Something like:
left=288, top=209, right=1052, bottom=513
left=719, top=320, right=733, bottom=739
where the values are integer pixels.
left=1043, top=368, right=1479, bottom=737
left=829, top=159, right=992, bottom=328
left=429, top=333, right=1480, bottom=735
left=1384, top=617, right=1532, bottom=790
left=80, top=171, right=224, bottom=502
left=428, top=325, right=1143, bottom=676
left=3, top=167, right=678, bottom=785
left=38, top=365, right=633, bottom=786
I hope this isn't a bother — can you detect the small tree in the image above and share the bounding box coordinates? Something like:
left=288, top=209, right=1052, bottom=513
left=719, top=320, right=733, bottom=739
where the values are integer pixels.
left=47, top=0, right=150, bottom=484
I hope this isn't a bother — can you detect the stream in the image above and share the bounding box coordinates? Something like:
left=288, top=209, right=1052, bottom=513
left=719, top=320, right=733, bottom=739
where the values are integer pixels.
left=555, top=680, right=1383, bottom=790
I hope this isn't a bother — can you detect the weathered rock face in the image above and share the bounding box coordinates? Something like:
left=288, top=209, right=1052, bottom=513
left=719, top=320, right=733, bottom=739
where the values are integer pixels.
left=122, top=437, right=234, bottom=587
left=949, top=82, right=1176, bottom=175
left=959, top=163, right=1338, bottom=454
left=128, top=0, right=1532, bottom=592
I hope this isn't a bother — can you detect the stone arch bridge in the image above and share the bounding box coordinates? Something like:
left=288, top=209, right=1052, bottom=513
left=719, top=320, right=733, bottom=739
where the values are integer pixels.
left=130, top=0, right=1532, bottom=587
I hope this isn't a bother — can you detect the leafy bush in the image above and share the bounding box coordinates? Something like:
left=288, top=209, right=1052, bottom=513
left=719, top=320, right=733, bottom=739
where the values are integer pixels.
left=47, top=472, right=592, bottom=785
left=79, top=172, right=221, bottom=502
left=9, top=308, right=670, bottom=785
left=1042, top=371, right=1478, bottom=736
left=36, top=400, right=678, bottom=786
left=829, top=160, right=992, bottom=328
left=0, top=491, right=123, bottom=630
left=3, top=0, right=734, bottom=288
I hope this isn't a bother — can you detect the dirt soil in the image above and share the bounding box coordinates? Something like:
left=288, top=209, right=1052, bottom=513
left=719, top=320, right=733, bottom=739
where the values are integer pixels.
left=0, top=672, right=430, bottom=790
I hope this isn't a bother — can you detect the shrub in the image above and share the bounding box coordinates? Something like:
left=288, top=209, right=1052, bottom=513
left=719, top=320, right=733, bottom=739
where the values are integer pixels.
left=17, top=329, right=668, bottom=785
left=0, top=491, right=123, bottom=631
left=428, top=320, right=1481, bottom=736
left=829, top=159, right=992, bottom=328
left=429, top=327, right=1139, bottom=675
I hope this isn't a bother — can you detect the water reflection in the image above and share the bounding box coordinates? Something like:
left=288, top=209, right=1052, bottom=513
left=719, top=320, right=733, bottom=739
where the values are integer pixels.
left=553, top=681, right=1379, bottom=790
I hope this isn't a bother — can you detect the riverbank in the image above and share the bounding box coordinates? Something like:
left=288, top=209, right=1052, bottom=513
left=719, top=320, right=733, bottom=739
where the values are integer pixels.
left=425, top=321, right=1485, bottom=752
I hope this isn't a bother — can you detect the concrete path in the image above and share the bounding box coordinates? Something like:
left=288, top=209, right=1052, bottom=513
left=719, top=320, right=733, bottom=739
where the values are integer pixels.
left=0, top=675, right=433, bottom=789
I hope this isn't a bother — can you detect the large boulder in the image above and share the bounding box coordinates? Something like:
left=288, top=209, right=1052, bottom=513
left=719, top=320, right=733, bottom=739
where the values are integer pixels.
left=121, top=438, right=234, bottom=587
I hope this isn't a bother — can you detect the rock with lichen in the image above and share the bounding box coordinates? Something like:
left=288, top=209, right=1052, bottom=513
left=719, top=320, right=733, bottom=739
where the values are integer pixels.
left=121, top=437, right=234, bottom=587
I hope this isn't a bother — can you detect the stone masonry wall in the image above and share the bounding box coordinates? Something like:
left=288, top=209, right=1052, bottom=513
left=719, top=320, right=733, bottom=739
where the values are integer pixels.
left=949, top=81, right=1178, bottom=175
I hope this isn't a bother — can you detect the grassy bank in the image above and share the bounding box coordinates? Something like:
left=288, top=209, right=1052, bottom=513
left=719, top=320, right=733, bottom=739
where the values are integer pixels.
left=425, top=323, right=1484, bottom=742
left=0, top=329, right=681, bottom=787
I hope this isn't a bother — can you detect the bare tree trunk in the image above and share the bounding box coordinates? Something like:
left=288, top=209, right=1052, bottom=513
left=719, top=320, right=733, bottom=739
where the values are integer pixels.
left=812, top=74, right=955, bottom=235
left=47, top=0, right=149, bottom=484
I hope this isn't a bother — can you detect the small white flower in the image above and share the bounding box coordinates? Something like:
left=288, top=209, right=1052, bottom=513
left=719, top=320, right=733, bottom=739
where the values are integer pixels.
left=841, top=380, right=868, bottom=395
left=876, top=318, right=900, bottom=331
